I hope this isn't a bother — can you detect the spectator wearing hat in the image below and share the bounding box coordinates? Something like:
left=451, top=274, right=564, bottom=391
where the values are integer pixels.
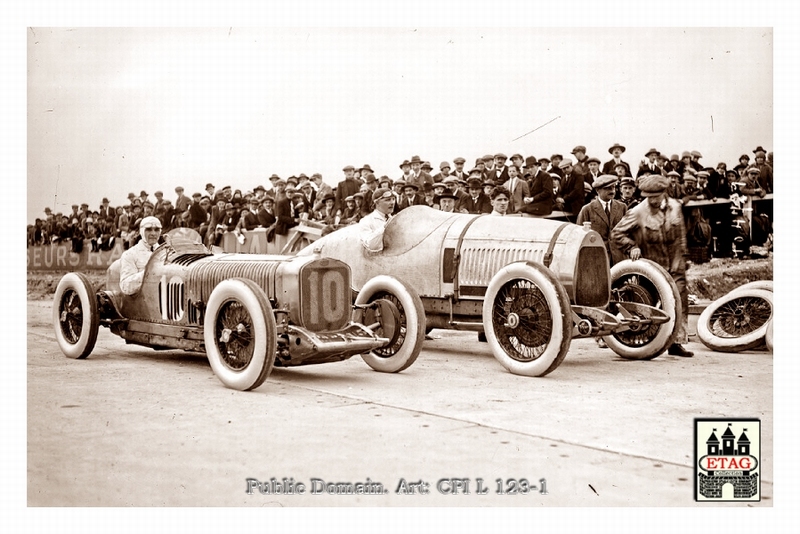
left=481, top=154, right=495, bottom=177
left=571, top=146, right=590, bottom=185
left=205, top=183, right=216, bottom=201
left=548, top=154, right=565, bottom=180
left=689, top=150, right=704, bottom=173
left=175, top=186, right=191, bottom=216
left=502, top=163, right=529, bottom=214
left=98, top=197, right=113, bottom=221
left=510, top=153, right=525, bottom=170
left=578, top=174, right=628, bottom=266
left=583, top=157, right=603, bottom=203
left=188, top=193, right=209, bottom=233
left=555, top=158, right=584, bottom=220
left=397, top=182, right=427, bottom=212
left=335, top=165, right=361, bottom=217
left=457, top=174, right=492, bottom=214
left=676, top=151, right=693, bottom=176
left=664, top=155, right=681, bottom=175
left=408, top=155, right=434, bottom=192
left=256, top=196, right=277, bottom=228
left=443, top=176, right=468, bottom=207
left=360, top=173, right=379, bottom=214
left=158, top=199, right=176, bottom=231
left=451, top=157, right=469, bottom=182
left=637, top=148, right=663, bottom=177
left=602, top=143, right=632, bottom=177
left=339, top=195, right=361, bottom=224
left=752, top=151, right=773, bottom=194
left=119, top=216, right=162, bottom=295
left=519, top=156, right=554, bottom=217
left=138, top=190, right=150, bottom=207
left=432, top=161, right=451, bottom=183
left=437, top=192, right=458, bottom=213
left=359, top=188, right=396, bottom=254
left=489, top=153, right=510, bottom=185
left=314, top=194, right=337, bottom=226
left=398, top=159, right=413, bottom=183
left=611, top=174, right=693, bottom=357
left=666, top=171, right=685, bottom=200
left=733, top=154, right=751, bottom=177
left=618, top=177, right=639, bottom=209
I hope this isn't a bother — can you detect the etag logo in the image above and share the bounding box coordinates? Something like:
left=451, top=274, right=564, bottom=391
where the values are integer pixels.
left=695, top=419, right=760, bottom=502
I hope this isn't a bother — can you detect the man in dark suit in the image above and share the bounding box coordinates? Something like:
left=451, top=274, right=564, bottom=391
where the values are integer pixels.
left=584, top=157, right=603, bottom=203
left=577, top=174, right=628, bottom=266
left=637, top=148, right=662, bottom=177
left=555, top=158, right=584, bottom=220
left=489, top=153, right=510, bottom=185
left=408, top=155, right=433, bottom=191
left=451, top=157, right=469, bottom=182
left=519, top=156, right=553, bottom=216
left=335, top=165, right=361, bottom=216
left=397, top=183, right=427, bottom=211
left=457, top=175, right=492, bottom=214
left=602, top=143, right=632, bottom=177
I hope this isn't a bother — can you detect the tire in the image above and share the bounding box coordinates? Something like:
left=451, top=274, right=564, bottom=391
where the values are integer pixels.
left=481, top=261, right=572, bottom=377
left=697, top=289, right=773, bottom=352
left=204, top=278, right=276, bottom=391
left=52, top=272, right=99, bottom=359
left=726, top=280, right=773, bottom=296
left=765, top=319, right=774, bottom=352
left=602, top=259, right=680, bottom=360
left=355, top=275, right=426, bottom=373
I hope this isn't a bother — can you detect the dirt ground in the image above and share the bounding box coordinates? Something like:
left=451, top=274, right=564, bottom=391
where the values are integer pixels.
left=28, top=255, right=773, bottom=302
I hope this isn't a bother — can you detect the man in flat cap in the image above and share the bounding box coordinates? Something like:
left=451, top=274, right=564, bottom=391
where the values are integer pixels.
left=335, top=165, right=361, bottom=217
left=578, top=174, right=628, bottom=266
left=602, top=143, right=632, bottom=177
left=618, top=176, right=639, bottom=210
left=689, top=150, right=704, bottom=173
left=119, top=216, right=162, bottom=295
left=451, top=157, right=469, bottom=182
left=489, top=153, right=510, bottom=185
left=571, top=145, right=589, bottom=185
left=359, top=188, right=396, bottom=254
left=555, top=158, right=584, bottom=221
left=752, top=150, right=773, bottom=194
left=584, top=157, right=603, bottom=203
left=611, top=174, right=693, bottom=357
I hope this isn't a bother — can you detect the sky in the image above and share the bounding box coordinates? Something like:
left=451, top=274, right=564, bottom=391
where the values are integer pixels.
left=26, top=27, right=774, bottom=222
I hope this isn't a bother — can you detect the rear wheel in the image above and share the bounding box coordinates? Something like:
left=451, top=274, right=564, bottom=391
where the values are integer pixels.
left=53, top=273, right=99, bottom=359
left=697, top=289, right=773, bottom=352
left=602, top=259, right=680, bottom=360
left=482, top=262, right=571, bottom=377
left=204, top=279, right=276, bottom=390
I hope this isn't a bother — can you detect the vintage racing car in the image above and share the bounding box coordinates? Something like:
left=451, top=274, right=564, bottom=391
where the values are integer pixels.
left=52, top=229, right=426, bottom=391
left=298, top=206, right=682, bottom=377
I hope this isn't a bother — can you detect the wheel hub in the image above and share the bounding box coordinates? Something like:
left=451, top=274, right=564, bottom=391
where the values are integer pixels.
left=505, top=312, right=520, bottom=329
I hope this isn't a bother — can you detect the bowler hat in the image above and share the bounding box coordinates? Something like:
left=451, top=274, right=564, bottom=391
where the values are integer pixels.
left=467, top=177, right=483, bottom=189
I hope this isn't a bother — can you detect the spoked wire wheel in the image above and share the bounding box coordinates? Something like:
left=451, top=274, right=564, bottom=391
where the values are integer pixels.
left=491, top=278, right=553, bottom=362
left=697, top=288, right=773, bottom=352
left=52, top=272, right=99, bottom=359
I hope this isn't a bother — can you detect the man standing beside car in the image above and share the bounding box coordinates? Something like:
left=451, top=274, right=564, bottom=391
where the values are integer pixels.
left=611, top=174, right=693, bottom=357
left=119, top=216, right=162, bottom=295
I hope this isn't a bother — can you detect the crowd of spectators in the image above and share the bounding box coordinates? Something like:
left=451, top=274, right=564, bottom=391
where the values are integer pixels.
left=28, top=144, right=773, bottom=261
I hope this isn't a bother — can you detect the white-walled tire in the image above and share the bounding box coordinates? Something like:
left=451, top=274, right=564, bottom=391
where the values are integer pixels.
left=697, top=288, right=773, bottom=353
left=356, top=276, right=425, bottom=373
left=481, top=261, right=572, bottom=377
left=602, top=259, right=680, bottom=360
left=204, top=279, right=276, bottom=391
left=727, top=280, right=773, bottom=296
left=765, top=319, right=774, bottom=352
left=53, top=273, right=99, bottom=359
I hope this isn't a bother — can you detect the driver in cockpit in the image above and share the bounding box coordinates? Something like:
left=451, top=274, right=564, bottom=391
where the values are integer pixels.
left=119, top=216, right=162, bottom=295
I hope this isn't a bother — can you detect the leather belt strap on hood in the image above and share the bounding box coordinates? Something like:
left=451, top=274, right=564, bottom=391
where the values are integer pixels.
left=544, top=222, right=570, bottom=268
left=451, top=214, right=485, bottom=300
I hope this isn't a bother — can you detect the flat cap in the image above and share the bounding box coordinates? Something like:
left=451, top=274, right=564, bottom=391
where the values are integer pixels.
left=586, top=156, right=601, bottom=165
left=638, top=175, right=670, bottom=196
left=747, top=166, right=761, bottom=174
left=443, top=176, right=459, bottom=185
left=558, top=158, right=573, bottom=169
left=494, top=153, right=508, bottom=160
left=572, top=145, right=587, bottom=154
left=592, top=174, right=618, bottom=190
left=620, top=176, right=636, bottom=186
left=691, top=150, right=703, bottom=158
left=453, top=157, right=466, bottom=164
left=342, top=165, right=355, bottom=172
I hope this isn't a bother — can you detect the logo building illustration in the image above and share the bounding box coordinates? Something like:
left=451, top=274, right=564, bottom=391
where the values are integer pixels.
left=695, top=419, right=761, bottom=501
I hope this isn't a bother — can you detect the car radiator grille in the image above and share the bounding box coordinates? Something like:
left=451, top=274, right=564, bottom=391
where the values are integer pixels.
left=459, top=246, right=545, bottom=286
left=186, top=261, right=280, bottom=304
left=574, top=247, right=609, bottom=307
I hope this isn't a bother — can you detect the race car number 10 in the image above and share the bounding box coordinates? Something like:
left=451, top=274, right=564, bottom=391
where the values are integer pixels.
left=305, top=269, right=348, bottom=327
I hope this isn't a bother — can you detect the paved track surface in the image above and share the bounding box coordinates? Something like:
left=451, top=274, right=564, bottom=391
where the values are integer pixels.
left=28, top=299, right=772, bottom=506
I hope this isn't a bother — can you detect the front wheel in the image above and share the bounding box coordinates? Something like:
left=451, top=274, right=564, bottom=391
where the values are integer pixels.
left=53, top=272, right=99, bottom=359
left=603, top=259, right=680, bottom=360
left=355, top=276, right=426, bottom=373
left=697, top=289, right=773, bottom=353
left=204, top=279, right=276, bottom=390
left=481, top=261, right=572, bottom=377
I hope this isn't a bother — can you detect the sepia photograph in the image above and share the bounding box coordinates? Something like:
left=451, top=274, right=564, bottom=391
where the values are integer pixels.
left=8, top=1, right=798, bottom=531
